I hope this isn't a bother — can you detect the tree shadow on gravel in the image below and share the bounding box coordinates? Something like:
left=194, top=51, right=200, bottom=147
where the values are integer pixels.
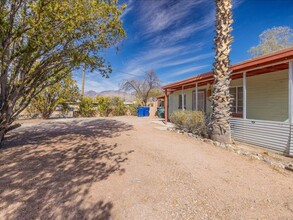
left=0, top=118, right=133, bottom=220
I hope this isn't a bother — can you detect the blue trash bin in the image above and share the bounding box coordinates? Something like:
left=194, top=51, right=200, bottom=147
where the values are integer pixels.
left=137, top=107, right=144, bottom=117
left=143, top=106, right=150, bottom=117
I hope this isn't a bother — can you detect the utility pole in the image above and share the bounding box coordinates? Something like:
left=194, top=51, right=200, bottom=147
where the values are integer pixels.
left=81, top=63, right=86, bottom=96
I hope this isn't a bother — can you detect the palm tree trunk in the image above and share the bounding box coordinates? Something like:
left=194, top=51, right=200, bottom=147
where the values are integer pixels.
left=211, top=0, right=233, bottom=143
left=0, top=129, right=5, bottom=146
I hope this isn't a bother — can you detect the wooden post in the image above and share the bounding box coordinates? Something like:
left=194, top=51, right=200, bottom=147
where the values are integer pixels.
left=164, top=90, right=168, bottom=123
left=243, top=71, right=247, bottom=119
left=289, top=61, right=293, bottom=124
left=195, top=82, right=198, bottom=111
left=81, top=63, right=86, bottom=96
left=182, top=86, right=185, bottom=110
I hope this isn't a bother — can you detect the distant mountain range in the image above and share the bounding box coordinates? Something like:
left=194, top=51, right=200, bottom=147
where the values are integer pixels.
left=84, top=90, right=135, bottom=101
left=84, top=90, right=98, bottom=97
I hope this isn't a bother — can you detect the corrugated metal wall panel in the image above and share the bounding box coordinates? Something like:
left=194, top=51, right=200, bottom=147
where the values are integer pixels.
left=230, top=118, right=291, bottom=154
left=290, top=124, right=293, bottom=156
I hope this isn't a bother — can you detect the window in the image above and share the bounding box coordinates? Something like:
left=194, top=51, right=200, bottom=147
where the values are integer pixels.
left=229, top=86, right=243, bottom=113
left=178, top=94, right=186, bottom=109
left=192, top=90, right=206, bottom=112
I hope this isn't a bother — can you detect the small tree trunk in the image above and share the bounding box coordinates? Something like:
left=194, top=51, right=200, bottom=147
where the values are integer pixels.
left=0, top=123, right=21, bottom=146
left=41, top=108, right=53, bottom=119
left=42, top=114, right=50, bottom=119
left=143, top=99, right=147, bottom=106
left=211, top=0, right=233, bottom=144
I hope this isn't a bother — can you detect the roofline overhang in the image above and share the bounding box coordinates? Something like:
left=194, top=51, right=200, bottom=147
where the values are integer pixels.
left=162, top=47, right=293, bottom=90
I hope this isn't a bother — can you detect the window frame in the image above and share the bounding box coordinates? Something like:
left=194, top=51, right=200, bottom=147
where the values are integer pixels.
left=192, top=89, right=206, bottom=112
left=229, top=86, right=243, bottom=114
left=178, top=94, right=187, bottom=110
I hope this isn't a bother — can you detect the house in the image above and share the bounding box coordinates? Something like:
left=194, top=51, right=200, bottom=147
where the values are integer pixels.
left=162, top=47, right=293, bottom=156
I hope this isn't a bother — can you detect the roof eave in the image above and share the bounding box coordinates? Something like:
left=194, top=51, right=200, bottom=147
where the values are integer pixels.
left=162, top=47, right=293, bottom=90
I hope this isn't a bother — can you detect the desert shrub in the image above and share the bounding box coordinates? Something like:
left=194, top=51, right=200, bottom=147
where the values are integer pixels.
left=111, top=97, right=127, bottom=116
left=170, top=110, right=187, bottom=129
left=127, top=103, right=140, bottom=116
left=95, top=96, right=112, bottom=116
left=170, top=110, right=205, bottom=135
left=25, top=104, right=39, bottom=119
left=79, top=97, right=95, bottom=117
left=61, top=103, right=70, bottom=115
left=204, top=114, right=212, bottom=137
left=184, top=111, right=205, bottom=134
left=95, top=96, right=127, bottom=117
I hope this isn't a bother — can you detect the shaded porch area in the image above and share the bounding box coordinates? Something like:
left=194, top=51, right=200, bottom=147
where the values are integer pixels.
left=162, top=47, right=293, bottom=155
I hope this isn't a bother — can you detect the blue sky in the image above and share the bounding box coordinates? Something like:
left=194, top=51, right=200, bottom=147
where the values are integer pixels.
left=73, top=0, right=293, bottom=92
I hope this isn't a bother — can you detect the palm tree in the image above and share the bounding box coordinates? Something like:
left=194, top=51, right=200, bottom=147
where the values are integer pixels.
left=211, top=0, right=233, bottom=143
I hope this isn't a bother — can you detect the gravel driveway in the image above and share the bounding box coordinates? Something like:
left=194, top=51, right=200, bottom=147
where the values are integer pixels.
left=0, top=116, right=293, bottom=219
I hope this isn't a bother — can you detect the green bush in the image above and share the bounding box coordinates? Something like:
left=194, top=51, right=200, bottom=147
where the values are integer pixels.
left=79, top=97, right=95, bottom=117
left=170, top=110, right=205, bottom=135
left=26, top=104, right=39, bottom=118
left=95, top=96, right=127, bottom=117
left=111, top=97, right=127, bottom=116
left=78, top=96, right=129, bottom=117
left=170, top=110, right=187, bottom=129
left=127, top=103, right=139, bottom=116
left=95, top=96, right=112, bottom=117
left=61, top=103, right=70, bottom=115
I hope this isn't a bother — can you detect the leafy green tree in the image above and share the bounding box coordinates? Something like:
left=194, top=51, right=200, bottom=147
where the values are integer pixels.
left=110, top=97, right=127, bottom=116
left=30, top=73, right=80, bottom=119
left=127, top=103, right=140, bottom=116
left=95, top=96, right=127, bottom=117
left=79, top=97, right=95, bottom=117
left=211, top=0, right=233, bottom=144
left=121, top=70, right=161, bottom=106
left=0, top=0, right=126, bottom=143
left=96, top=96, right=112, bottom=117
left=248, top=26, right=293, bottom=57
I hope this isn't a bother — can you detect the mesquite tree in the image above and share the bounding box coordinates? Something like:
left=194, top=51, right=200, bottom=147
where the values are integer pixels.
left=249, top=26, right=293, bottom=57
left=211, top=0, right=233, bottom=143
left=121, top=70, right=161, bottom=106
left=30, top=73, right=80, bottom=119
left=0, top=0, right=126, bottom=144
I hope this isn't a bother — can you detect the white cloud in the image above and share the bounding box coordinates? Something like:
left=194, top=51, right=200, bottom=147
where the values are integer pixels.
left=160, top=52, right=214, bottom=67
left=150, top=10, right=215, bottom=46
left=78, top=77, right=120, bottom=92
left=168, top=65, right=209, bottom=77
left=233, top=0, right=245, bottom=9
left=108, top=49, right=212, bottom=91
left=120, top=0, right=134, bottom=19
left=127, top=0, right=216, bottom=65
left=137, top=0, right=205, bottom=36
left=73, top=0, right=217, bottom=92
left=74, top=69, right=122, bottom=92
left=120, top=43, right=206, bottom=78
left=122, top=45, right=187, bottom=76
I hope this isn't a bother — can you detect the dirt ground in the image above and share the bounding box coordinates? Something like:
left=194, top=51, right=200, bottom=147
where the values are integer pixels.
left=0, top=116, right=293, bottom=220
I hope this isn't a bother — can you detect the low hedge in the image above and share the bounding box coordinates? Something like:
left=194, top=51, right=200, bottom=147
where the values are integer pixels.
left=170, top=110, right=205, bottom=135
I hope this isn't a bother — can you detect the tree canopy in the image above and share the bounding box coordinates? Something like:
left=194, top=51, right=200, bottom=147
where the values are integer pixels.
left=0, top=0, right=126, bottom=143
left=248, top=26, right=293, bottom=57
left=30, top=73, right=80, bottom=119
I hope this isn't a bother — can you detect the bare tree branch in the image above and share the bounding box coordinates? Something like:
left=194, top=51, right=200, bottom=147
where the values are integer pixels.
left=121, top=69, right=161, bottom=106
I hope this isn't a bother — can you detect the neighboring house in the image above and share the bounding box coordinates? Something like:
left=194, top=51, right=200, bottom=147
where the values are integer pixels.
left=162, top=47, right=293, bottom=156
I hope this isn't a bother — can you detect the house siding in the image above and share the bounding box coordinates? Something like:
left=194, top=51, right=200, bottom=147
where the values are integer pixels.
left=246, top=70, right=288, bottom=122
left=168, top=85, right=212, bottom=117
left=168, top=69, right=289, bottom=122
